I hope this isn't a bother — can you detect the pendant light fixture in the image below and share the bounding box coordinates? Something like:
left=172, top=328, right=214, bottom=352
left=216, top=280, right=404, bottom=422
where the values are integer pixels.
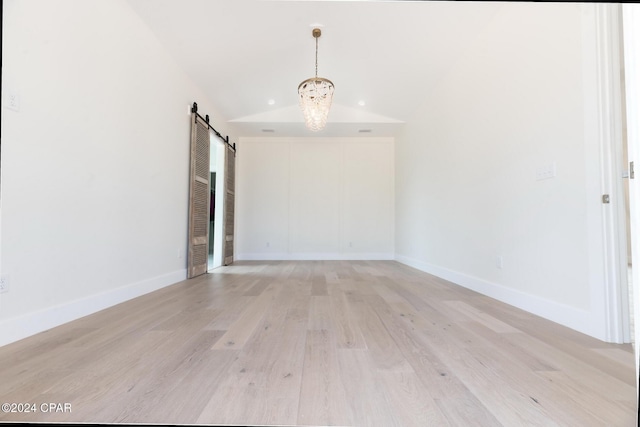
left=298, top=28, right=335, bottom=132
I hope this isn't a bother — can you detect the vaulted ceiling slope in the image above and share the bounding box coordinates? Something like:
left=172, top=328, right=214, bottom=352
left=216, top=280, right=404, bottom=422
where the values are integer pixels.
left=125, top=0, right=505, bottom=137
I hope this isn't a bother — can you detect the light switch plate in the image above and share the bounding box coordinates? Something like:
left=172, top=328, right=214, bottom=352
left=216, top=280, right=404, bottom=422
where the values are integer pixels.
left=0, top=276, right=9, bottom=294
left=5, top=91, right=20, bottom=112
left=536, top=162, right=556, bottom=181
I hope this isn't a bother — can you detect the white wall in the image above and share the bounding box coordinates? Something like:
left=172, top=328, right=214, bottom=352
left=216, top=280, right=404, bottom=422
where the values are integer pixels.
left=236, top=137, right=394, bottom=260
left=0, top=0, right=233, bottom=346
left=395, top=3, right=614, bottom=340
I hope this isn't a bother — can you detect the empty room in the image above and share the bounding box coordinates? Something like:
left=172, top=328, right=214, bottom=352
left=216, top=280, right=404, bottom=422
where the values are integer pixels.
left=1, top=0, right=639, bottom=426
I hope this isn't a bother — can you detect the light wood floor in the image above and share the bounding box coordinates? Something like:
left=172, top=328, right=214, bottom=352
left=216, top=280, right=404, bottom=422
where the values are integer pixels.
left=0, top=261, right=637, bottom=426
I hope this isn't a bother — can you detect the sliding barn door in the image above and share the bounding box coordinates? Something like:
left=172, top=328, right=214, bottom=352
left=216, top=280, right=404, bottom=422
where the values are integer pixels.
left=223, top=145, right=235, bottom=265
left=187, top=114, right=211, bottom=278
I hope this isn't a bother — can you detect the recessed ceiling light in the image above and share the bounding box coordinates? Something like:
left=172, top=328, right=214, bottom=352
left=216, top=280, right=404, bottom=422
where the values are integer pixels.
left=268, top=99, right=275, bottom=106
left=358, top=100, right=366, bottom=107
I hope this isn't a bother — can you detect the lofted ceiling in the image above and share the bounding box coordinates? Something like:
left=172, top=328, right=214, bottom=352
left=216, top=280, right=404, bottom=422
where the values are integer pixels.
left=125, top=0, right=505, bottom=138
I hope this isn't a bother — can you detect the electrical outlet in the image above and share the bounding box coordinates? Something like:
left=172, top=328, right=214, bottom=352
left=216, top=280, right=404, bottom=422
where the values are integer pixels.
left=0, top=276, right=9, bottom=294
left=496, top=256, right=503, bottom=270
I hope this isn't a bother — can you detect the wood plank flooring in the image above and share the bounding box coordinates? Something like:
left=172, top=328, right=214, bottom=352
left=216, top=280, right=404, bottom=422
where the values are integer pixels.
left=0, top=260, right=636, bottom=426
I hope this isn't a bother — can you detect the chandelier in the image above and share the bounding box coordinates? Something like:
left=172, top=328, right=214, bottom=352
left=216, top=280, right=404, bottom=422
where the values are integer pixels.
left=298, top=28, right=335, bottom=132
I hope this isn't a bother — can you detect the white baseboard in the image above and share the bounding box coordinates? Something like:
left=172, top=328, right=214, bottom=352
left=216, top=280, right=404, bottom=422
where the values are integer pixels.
left=395, top=254, right=601, bottom=340
left=236, top=252, right=395, bottom=261
left=0, top=269, right=187, bottom=347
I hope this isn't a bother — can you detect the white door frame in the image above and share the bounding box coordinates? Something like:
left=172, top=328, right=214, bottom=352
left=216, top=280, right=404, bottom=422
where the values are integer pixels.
left=588, top=4, right=628, bottom=344
left=621, top=3, right=640, bottom=387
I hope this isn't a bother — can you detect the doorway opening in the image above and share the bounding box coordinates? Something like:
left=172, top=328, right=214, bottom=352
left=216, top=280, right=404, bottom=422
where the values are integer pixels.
left=208, top=136, right=226, bottom=271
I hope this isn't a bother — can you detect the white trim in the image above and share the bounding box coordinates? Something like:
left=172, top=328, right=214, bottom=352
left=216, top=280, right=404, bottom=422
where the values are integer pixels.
left=590, top=4, right=630, bottom=343
left=622, top=2, right=640, bottom=395
left=395, top=255, right=600, bottom=340
left=236, top=252, right=395, bottom=261
left=0, top=269, right=187, bottom=347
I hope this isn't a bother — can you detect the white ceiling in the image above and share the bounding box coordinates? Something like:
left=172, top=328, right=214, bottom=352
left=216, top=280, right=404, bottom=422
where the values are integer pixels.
left=125, top=0, right=505, bottom=138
